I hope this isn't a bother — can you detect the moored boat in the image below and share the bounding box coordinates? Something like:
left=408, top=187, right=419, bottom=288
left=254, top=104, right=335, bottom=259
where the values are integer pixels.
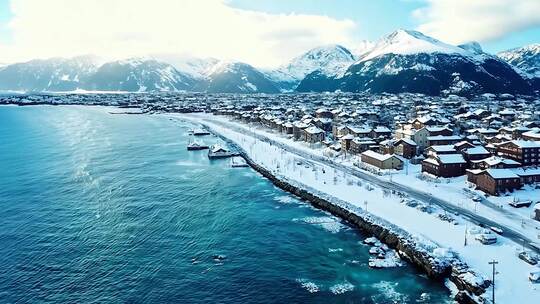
left=192, top=128, right=210, bottom=136
left=208, top=144, right=236, bottom=159
left=187, top=141, right=209, bottom=150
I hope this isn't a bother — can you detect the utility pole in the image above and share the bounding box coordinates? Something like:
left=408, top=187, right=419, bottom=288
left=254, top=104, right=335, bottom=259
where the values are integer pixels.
left=464, top=223, right=468, bottom=246
left=488, top=260, right=498, bottom=304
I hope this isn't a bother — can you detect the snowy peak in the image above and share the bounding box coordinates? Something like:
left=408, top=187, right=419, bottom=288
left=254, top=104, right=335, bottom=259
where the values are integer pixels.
left=149, top=54, right=219, bottom=79
left=298, top=44, right=355, bottom=62
left=458, top=42, right=483, bottom=55
left=204, top=60, right=279, bottom=94
left=84, top=57, right=198, bottom=92
left=269, top=44, right=357, bottom=84
left=206, top=61, right=252, bottom=77
left=353, top=40, right=375, bottom=58
left=498, top=44, right=540, bottom=78
left=0, top=56, right=102, bottom=92
left=360, top=29, right=468, bottom=62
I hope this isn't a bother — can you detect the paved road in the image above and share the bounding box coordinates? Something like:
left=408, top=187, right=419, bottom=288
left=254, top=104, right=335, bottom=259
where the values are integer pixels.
left=202, top=118, right=540, bottom=254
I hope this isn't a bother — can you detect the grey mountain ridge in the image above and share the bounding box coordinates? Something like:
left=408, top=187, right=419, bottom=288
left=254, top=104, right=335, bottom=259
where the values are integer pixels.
left=0, top=30, right=538, bottom=95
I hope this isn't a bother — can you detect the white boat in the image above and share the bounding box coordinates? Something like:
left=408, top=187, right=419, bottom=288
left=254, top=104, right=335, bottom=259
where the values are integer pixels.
left=208, top=144, right=236, bottom=159
left=187, top=141, right=209, bottom=150
left=192, top=128, right=210, bottom=136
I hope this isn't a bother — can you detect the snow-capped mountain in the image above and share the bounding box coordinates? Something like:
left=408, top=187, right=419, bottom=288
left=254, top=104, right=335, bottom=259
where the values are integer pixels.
left=297, top=29, right=533, bottom=96
left=0, top=30, right=536, bottom=95
left=264, top=44, right=357, bottom=91
left=0, top=55, right=100, bottom=92
left=498, top=44, right=540, bottom=78
left=458, top=42, right=484, bottom=55
left=280, top=44, right=356, bottom=79
left=150, top=54, right=219, bottom=79
left=202, top=61, right=280, bottom=94
left=352, top=40, right=375, bottom=58
left=358, top=29, right=470, bottom=62
left=84, top=58, right=197, bottom=92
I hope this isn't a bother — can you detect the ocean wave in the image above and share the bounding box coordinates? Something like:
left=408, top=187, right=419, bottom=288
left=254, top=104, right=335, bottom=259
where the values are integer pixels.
left=328, top=248, right=343, bottom=253
left=371, top=281, right=409, bottom=302
left=294, top=216, right=346, bottom=234
left=329, top=282, right=354, bottom=294
left=296, top=279, right=320, bottom=293
left=274, top=195, right=298, bottom=204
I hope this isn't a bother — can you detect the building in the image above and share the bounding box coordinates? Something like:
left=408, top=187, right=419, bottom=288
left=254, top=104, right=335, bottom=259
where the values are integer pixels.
left=514, top=168, right=540, bottom=185
left=461, top=146, right=491, bottom=162
left=470, top=156, right=521, bottom=170
left=421, top=154, right=467, bottom=177
left=427, top=135, right=463, bottom=146
left=522, top=130, right=540, bottom=142
left=474, top=169, right=522, bottom=195
left=395, top=127, right=430, bottom=150
left=303, top=126, right=325, bottom=143
left=293, top=122, right=308, bottom=140
left=426, top=145, right=457, bottom=157
left=497, top=140, right=540, bottom=167
left=371, top=126, right=392, bottom=139
left=361, top=150, right=403, bottom=170
left=340, top=134, right=355, bottom=151
left=350, top=138, right=377, bottom=154
left=394, top=138, right=417, bottom=159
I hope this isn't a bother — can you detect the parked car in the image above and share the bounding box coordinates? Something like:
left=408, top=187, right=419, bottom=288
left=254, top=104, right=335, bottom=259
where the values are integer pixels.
left=490, top=226, right=504, bottom=235
left=518, top=251, right=538, bottom=265
left=529, top=270, right=540, bottom=283
left=475, top=233, right=497, bottom=245
left=509, top=200, right=533, bottom=208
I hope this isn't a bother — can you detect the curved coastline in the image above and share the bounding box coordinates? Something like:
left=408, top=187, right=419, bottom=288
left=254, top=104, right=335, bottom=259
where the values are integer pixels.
left=196, top=118, right=489, bottom=304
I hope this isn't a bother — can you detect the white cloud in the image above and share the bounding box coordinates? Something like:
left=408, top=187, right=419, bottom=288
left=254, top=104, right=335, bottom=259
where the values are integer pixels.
left=413, top=0, right=540, bottom=44
left=0, top=0, right=358, bottom=67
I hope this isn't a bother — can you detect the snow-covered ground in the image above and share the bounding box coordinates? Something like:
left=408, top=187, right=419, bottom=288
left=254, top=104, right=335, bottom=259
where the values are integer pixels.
left=185, top=113, right=540, bottom=244
left=175, top=113, right=540, bottom=303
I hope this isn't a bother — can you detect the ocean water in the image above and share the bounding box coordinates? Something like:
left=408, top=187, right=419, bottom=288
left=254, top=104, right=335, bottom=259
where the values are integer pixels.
left=0, top=106, right=451, bottom=303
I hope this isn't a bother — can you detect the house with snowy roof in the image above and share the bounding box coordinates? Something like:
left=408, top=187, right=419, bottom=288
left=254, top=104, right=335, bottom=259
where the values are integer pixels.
left=303, top=126, right=325, bottom=143
left=361, top=150, right=403, bottom=170
left=421, top=154, right=467, bottom=177
left=497, top=140, right=540, bottom=167
left=394, top=138, right=417, bottom=159
left=473, top=169, right=522, bottom=195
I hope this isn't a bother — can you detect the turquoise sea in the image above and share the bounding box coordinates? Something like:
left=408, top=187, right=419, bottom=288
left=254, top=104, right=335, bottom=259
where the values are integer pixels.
left=0, top=105, right=451, bottom=303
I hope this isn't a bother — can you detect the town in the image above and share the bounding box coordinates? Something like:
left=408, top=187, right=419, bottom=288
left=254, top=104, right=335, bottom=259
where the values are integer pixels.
left=2, top=91, right=539, bottom=212
left=2, top=91, right=540, bottom=302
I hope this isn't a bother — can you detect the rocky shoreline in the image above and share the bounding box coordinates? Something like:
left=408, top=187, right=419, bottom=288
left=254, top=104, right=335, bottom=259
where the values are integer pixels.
left=200, top=121, right=490, bottom=304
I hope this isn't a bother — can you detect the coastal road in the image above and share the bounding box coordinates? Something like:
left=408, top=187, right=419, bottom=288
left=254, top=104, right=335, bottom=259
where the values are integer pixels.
left=199, top=117, right=540, bottom=255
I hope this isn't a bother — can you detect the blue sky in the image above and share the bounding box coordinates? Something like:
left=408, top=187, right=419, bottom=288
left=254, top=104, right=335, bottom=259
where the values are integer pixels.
left=0, top=0, right=538, bottom=65
left=228, top=0, right=539, bottom=53
left=0, top=0, right=12, bottom=44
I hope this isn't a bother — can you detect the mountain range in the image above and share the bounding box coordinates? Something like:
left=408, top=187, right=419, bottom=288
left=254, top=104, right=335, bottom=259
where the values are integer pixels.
left=0, top=29, right=538, bottom=96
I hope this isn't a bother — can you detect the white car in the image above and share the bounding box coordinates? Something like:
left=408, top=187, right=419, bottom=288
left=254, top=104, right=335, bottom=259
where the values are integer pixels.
left=529, top=270, right=540, bottom=283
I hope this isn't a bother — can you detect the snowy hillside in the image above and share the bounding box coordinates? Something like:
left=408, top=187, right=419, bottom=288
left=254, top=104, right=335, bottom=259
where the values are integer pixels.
left=352, top=40, right=375, bottom=58
left=358, top=29, right=469, bottom=62
left=498, top=44, right=540, bottom=78
left=298, top=30, right=534, bottom=96
left=202, top=61, right=280, bottom=94
left=279, top=44, right=356, bottom=79
left=0, top=29, right=537, bottom=95
left=0, top=55, right=100, bottom=92
left=150, top=54, right=219, bottom=79
left=84, top=58, right=198, bottom=92
left=264, top=44, right=358, bottom=91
